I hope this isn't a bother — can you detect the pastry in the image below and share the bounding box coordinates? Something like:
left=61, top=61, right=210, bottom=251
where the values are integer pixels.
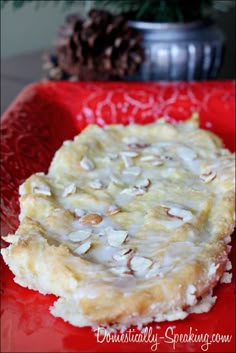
left=1, top=114, right=235, bottom=330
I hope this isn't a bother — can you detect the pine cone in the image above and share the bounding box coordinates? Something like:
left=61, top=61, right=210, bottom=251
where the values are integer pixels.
left=43, top=9, right=144, bottom=81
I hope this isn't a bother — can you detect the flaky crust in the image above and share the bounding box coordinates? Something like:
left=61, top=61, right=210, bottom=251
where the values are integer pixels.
left=1, top=115, right=235, bottom=329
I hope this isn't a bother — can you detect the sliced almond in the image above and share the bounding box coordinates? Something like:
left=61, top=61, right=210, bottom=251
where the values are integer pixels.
left=160, top=202, right=193, bottom=223
left=140, top=155, right=156, bottom=162
left=122, top=136, right=150, bottom=149
left=68, top=229, right=92, bottom=242
left=121, top=155, right=133, bottom=168
left=200, top=170, right=216, bottom=183
left=74, top=208, right=86, bottom=218
left=110, top=266, right=132, bottom=276
left=89, top=179, right=103, bottom=190
left=129, top=256, right=153, bottom=272
left=80, top=156, right=94, bottom=171
left=110, top=173, right=124, bottom=186
left=120, top=151, right=139, bottom=158
left=113, top=248, right=133, bottom=261
left=79, top=213, right=103, bottom=225
left=74, top=240, right=92, bottom=255
left=33, top=186, right=52, bottom=196
left=32, top=181, right=51, bottom=196
left=107, top=152, right=118, bottom=160
left=141, top=155, right=163, bottom=166
left=107, top=228, right=128, bottom=247
left=166, top=207, right=193, bottom=222
left=131, top=143, right=150, bottom=149
left=106, top=204, right=121, bottom=216
left=122, top=166, right=141, bottom=176
left=128, top=143, right=150, bottom=150
left=121, top=178, right=150, bottom=197
left=152, top=159, right=164, bottom=166
left=135, top=178, right=151, bottom=189
left=62, top=183, right=76, bottom=197
left=135, top=188, right=146, bottom=196
left=176, top=146, right=197, bottom=161
left=120, top=186, right=145, bottom=196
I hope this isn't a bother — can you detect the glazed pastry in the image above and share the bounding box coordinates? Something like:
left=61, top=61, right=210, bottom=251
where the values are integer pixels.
left=2, top=114, right=235, bottom=330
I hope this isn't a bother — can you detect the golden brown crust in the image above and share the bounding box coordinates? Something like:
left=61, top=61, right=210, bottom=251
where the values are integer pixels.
left=1, top=115, right=235, bottom=329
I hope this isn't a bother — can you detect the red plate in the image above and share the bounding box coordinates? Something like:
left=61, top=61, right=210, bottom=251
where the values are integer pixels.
left=1, top=81, right=235, bottom=352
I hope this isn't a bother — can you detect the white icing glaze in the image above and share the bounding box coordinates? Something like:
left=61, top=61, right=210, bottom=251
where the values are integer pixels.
left=10, top=116, right=235, bottom=330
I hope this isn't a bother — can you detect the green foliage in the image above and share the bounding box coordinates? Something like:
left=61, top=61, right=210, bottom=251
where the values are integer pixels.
left=1, top=0, right=235, bottom=22
left=0, top=0, right=82, bottom=10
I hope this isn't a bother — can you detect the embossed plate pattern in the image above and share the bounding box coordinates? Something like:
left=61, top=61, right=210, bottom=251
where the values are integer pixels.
left=1, top=81, right=235, bottom=352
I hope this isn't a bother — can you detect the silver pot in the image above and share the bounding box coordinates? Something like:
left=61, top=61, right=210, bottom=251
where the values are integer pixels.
left=128, top=20, right=225, bottom=81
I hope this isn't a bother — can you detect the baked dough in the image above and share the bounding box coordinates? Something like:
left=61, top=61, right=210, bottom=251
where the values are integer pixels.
left=1, top=114, right=235, bottom=330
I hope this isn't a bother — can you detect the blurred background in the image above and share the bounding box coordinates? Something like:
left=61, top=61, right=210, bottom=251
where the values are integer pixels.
left=1, top=0, right=235, bottom=113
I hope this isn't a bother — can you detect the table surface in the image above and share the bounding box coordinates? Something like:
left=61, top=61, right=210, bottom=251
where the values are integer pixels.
left=1, top=50, right=47, bottom=114
left=1, top=49, right=235, bottom=115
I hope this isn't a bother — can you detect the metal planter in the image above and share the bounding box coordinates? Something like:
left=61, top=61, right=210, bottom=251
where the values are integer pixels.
left=129, top=20, right=225, bottom=81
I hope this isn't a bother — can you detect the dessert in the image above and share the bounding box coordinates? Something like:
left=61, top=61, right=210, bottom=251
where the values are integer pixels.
left=1, top=114, right=235, bottom=330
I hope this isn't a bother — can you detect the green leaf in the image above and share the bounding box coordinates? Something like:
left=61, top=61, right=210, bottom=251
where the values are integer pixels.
left=1, top=0, right=235, bottom=21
